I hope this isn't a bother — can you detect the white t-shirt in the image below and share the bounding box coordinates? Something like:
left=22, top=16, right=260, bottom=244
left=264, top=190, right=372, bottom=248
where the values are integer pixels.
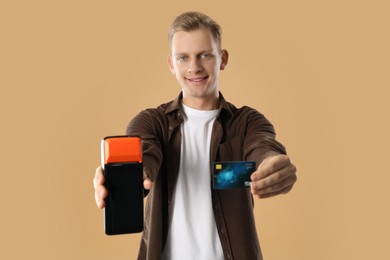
left=161, top=104, right=224, bottom=260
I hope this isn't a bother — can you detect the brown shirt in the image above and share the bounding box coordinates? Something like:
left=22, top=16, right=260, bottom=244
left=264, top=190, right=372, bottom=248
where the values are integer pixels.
left=126, top=92, right=286, bottom=260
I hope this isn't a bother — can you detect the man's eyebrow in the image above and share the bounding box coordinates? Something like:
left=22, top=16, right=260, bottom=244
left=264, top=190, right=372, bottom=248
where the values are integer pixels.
left=172, top=52, right=187, bottom=56
left=199, top=49, right=214, bottom=53
left=173, top=49, right=214, bottom=56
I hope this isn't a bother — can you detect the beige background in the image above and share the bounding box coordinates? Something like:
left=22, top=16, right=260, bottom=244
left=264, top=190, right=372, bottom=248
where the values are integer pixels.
left=1, top=0, right=389, bottom=259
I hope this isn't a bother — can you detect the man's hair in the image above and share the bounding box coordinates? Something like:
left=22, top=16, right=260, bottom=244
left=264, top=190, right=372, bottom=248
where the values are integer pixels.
left=168, top=11, right=222, bottom=51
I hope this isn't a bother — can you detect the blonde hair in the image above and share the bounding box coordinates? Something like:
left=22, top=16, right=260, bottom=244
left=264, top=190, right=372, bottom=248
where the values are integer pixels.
left=168, top=11, right=222, bottom=50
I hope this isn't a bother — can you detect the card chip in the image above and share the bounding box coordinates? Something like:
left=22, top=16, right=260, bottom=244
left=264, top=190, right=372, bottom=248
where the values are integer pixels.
left=215, top=164, right=222, bottom=170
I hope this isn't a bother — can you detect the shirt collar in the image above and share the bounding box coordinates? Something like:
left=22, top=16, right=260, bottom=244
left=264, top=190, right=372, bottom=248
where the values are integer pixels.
left=165, top=92, right=233, bottom=118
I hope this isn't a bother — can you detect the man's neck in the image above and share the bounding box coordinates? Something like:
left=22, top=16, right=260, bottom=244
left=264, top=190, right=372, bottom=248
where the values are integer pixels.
left=182, top=94, right=219, bottom=111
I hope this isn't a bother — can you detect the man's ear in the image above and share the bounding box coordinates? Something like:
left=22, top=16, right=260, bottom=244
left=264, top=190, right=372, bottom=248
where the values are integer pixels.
left=167, top=54, right=175, bottom=74
left=220, top=49, right=229, bottom=70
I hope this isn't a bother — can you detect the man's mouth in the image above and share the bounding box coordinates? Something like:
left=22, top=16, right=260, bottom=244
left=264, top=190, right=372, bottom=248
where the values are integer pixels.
left=185, top=76, right=209, bottom=82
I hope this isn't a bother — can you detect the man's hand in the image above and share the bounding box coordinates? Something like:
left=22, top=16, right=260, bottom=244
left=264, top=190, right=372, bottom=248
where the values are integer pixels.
left=250, top=154, right=297, bottom=199
left=93, top=166, right=153, bottom=209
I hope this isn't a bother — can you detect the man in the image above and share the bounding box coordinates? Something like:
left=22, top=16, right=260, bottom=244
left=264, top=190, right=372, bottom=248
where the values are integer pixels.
left=94, top=11, right=297, bottom=260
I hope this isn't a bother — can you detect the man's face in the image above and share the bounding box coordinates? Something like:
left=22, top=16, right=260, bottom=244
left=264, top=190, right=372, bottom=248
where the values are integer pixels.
left=168, top=28, right=228, bottom=109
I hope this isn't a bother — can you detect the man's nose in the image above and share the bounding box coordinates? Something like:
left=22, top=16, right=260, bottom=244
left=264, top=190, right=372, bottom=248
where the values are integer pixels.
left=188, top=58, right=203, bottom=73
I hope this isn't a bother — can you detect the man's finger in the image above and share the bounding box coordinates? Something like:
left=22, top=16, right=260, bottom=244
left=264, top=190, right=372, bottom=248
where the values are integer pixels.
left=252, top=154, right=290, bottom=180
left=94, top=166, right=104, bottom=188
left=95, top=191, right=106, bottom=209
left=144, top=178, right=153, bottom=190
left=251, top=164, right=293, bottom=191
left=252, top=173, right=296, bottom=196
left=94, top=165, right=107, bottom=209
left=251, top=162, right=297, bottom=198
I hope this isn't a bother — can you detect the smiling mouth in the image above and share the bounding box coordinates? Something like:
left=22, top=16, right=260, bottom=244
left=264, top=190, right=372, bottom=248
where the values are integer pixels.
left=185, top=76, right=209, bottom=82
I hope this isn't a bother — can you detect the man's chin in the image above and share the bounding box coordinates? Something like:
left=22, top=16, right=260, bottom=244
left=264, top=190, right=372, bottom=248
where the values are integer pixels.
left=182, top=87, right=219, bottom=99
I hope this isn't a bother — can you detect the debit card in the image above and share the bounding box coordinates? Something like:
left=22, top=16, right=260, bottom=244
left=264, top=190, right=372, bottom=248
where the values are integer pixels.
left=213, top=161, right=256, bottom=189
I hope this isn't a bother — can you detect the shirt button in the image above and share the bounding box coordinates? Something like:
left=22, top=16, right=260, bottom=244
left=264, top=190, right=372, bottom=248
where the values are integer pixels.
left=227, top=253, right=231, bottom=259
left=221, top=229, right=225, bottom=235
left=169, top=126, right=173, bottom=130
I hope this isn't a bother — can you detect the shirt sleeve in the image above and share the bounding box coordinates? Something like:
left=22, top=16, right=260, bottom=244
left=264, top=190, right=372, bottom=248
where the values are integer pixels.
left=243, top=108, right=287, bottom=165
left=126, top=109, right=163, bottom=183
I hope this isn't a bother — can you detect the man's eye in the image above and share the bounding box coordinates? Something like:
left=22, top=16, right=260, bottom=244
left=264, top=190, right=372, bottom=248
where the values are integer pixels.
left=177, top=56, right=187, bottom=61
left=201, top=53, right=212, bottom=59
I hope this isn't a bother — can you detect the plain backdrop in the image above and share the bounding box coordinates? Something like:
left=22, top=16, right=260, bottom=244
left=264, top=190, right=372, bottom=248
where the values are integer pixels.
left=1, top=0, right=389, bottom=259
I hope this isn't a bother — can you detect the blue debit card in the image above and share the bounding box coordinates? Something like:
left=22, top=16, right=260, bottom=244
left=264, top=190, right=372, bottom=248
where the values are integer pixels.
left=213, top=161, right=256, bottom=189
